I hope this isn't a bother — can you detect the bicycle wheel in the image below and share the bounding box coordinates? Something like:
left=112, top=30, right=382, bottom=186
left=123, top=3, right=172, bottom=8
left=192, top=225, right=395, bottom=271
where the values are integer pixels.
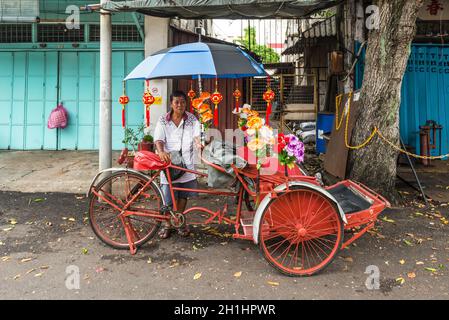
left=259, top=186, right=343, bottom=276
left=89, top=171, right=163, bottom=250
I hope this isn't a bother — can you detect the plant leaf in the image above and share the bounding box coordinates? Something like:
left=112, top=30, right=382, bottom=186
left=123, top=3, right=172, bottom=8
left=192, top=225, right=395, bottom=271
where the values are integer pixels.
left=193, top=272, right=202, bottom=280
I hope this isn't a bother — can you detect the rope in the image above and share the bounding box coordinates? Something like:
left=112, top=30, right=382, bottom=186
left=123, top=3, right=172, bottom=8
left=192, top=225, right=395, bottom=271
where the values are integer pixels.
left=334, top=92, right=449, bottom=159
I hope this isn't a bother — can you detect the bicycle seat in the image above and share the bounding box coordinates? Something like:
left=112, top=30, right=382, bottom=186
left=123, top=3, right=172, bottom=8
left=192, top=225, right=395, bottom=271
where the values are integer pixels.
left=133, top=151, right=170, bottom=171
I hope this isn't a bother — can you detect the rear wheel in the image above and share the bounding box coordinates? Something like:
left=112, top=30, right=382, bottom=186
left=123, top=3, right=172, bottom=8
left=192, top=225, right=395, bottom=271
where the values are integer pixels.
left=89, top=171, right=163, bottom=249
left=259, top=186, right=343, bottom=276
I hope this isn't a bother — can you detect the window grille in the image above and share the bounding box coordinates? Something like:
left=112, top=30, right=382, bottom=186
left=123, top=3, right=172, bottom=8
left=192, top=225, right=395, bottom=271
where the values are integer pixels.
left=0, top=24, right=32, bottom=43
left=37, top=23, right=84, bottom=42
left=89, top=24, right=142, bottom=42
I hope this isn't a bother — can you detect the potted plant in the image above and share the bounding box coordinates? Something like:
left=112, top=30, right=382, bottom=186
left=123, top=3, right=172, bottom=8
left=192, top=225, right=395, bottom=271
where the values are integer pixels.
left=121, top=127, right=140, bottom=168
left=138, top=133, right=154, bottom=152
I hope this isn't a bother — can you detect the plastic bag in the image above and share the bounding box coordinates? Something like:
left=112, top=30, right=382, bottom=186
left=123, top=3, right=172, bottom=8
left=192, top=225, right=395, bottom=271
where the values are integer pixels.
left=47, top=103, right=68, bottom=129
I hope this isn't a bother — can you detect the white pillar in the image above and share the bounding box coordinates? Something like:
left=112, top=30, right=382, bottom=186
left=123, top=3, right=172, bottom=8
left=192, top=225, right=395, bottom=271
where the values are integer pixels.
left=144, top=16, right=170, bottom=134
left=99, top=0, right=112, bottom=171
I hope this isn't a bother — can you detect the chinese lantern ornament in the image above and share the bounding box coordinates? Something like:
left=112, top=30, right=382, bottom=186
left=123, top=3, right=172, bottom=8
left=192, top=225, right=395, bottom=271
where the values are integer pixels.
left=233, top=88, right=241, bottom=113
left=263, top=86, right=275, bottom=126
left=119, top=82, right=129, bottom=128
left=210, top=90, right=223, bottom=128
left=188, top=83, right=196, bottom=114
left=142, top=89, right=155, bottom=127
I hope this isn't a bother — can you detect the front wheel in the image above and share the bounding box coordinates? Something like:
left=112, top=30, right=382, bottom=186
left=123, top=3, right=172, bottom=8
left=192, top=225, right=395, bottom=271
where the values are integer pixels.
left=89, top=171, right=163, bottom=250
left=259, top=186, right=343, bottom=276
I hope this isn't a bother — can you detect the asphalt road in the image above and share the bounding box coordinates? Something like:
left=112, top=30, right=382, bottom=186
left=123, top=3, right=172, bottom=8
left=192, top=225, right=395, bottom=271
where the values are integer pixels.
left=0, top=191, right=448, bottom=300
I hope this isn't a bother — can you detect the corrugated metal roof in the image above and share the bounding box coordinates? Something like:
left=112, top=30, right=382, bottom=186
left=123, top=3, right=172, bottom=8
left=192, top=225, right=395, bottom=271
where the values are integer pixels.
left=282, top=14, right=337, bottom=55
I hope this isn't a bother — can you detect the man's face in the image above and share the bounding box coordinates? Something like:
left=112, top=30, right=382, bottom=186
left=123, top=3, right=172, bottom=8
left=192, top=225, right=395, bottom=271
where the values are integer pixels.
left=171, top=96, right=186, bottom=115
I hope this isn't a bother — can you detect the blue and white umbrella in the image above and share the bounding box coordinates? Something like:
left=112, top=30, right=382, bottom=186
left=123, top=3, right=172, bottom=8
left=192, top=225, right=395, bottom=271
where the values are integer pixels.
left=124, top=42, right=267, bottom=80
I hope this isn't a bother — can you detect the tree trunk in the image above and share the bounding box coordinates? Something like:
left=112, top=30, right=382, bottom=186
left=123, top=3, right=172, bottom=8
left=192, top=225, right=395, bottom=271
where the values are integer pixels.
left=348, top=0, right=423, bottom=203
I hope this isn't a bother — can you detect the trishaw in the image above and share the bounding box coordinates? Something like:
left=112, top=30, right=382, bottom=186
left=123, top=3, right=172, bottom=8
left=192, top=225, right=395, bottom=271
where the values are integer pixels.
left=87, top=42, right=389, bottom=276
left=87, top=147, right=389, bottom=276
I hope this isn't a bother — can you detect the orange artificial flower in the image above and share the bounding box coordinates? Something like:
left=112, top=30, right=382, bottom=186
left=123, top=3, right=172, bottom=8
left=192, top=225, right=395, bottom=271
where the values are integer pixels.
left=246, top=116, right=263, bottom=130
left=201, top=110, right=213, bottom=122
left=200, top=91, right=211, bottom=100
left=248, top=110, right=259, bottom=118
left=192, top=98, right=204, bottom=109
left=198, top=103, right=211, bottom=114
left=247, top=138, right=265, bottom=152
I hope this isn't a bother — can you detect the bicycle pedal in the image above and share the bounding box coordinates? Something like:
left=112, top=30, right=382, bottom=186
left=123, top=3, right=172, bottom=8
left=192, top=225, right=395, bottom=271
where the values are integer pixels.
left=160, top=205, right=172, bottom=213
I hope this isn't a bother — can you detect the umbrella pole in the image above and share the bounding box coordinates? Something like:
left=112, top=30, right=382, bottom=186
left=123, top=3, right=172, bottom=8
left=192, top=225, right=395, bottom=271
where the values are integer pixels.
left=197, top=74, right=205, bottom=146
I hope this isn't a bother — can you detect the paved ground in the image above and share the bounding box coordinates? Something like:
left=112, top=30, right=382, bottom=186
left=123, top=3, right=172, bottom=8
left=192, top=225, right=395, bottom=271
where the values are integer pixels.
left=0, top=151, right=448, bottom=299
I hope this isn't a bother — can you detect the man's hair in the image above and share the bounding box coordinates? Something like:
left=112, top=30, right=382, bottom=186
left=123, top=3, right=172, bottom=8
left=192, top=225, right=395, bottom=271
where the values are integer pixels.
left=170, top=90, right=187, bottom=103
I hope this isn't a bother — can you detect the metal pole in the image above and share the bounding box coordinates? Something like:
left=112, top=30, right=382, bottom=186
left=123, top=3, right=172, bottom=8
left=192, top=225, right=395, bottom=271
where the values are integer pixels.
left=99, top=0, right=112, bottom=172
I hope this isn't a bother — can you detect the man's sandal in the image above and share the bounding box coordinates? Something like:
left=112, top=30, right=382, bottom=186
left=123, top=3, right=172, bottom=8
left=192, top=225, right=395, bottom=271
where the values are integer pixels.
left=158, top=226, right=172, bottom=239
left=177, top=225, right=190, bottom=237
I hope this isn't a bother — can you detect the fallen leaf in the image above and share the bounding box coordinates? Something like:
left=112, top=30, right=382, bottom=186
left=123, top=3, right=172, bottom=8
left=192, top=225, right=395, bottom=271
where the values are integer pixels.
left=81, top=248, right=89, bottom=255
left=13, top=274, right=21, bottom=280
left=147, top=258, right=152, bottom=264
left=381, top=217, right=395, bottom=223
left=425, top=267, right=437, bottom=273
left=20, top=258, right=33, bottom=263
left=75, top=195, right=84, bottom=200
left=416, top=261, right=424, bottom=265
left=343, top=257, right=353, bottom=263
left=193, top=272, right=202, bottom=280
left=1, top=256, right=10, bottom=262
left=267, top=281, right=280, bottom=286
left=399, top=259, right=406, bottom=265
left=40, top=266, right=50, bottom=270
left=169, top=262, right=180, bottom=268
left=68, top=218, right=76, bottom=222
left=26, top=268, right=36, bottom=274
left=403, top=240, right=414, bottom=246
left=407, top=272, right=416, bottom=279
left=234, top=271, right=242, bottom=278
left=95, top=267, right=105, bottom=273
left=8, top=219, right=17, bottom=225
left=2, top=227, right=14, bottom=232
left=396, top=277, right=405, bottom=285
left=33, top=198, right=45, bottom=202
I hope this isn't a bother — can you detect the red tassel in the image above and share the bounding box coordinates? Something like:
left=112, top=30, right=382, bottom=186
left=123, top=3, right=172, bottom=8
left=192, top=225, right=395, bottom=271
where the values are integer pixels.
left=122, top=107, right=126, bottom=128
left=190, top=102, right=193, bottom=114
left=214, top=106, right=219, bottom=127
left=266, top=102, right=272, bottom=126
left=146, top=108, right=150, bottom=127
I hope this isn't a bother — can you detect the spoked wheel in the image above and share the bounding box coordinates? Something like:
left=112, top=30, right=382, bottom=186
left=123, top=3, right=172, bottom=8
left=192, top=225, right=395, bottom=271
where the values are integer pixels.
left=89, top=171, right=163, bottom=250
left=259, top=186, right=343, bottom=276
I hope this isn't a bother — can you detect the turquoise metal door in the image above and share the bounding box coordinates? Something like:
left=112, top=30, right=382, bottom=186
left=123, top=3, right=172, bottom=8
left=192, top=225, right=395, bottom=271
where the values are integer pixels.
left=0, top=51, right=57, bottom=150
left=58, top=50, right=144, bottom=150
left=400, top=45, right=449, bottom=157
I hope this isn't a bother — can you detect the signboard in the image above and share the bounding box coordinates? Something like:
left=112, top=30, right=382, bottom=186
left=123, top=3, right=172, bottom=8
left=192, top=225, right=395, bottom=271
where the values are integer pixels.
left=0, top=0, right=39, bottom=22
left=418, top=0, right=449, bottom=20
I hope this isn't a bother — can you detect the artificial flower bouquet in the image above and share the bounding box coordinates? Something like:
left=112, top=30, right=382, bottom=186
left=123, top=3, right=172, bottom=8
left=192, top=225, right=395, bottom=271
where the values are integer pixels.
left=192, top=92, right=213, bottom=129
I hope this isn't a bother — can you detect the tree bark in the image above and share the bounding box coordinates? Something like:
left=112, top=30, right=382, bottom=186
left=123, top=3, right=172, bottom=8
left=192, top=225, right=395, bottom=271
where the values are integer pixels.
left=348, top=0, right=423, bottom=203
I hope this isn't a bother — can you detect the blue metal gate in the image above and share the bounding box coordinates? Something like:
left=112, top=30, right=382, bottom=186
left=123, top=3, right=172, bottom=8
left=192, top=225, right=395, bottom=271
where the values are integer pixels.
left=0, top=50, right=144, bottom=150
left=401, top=44, right=449, bottom=157
left=355, top=42, right=448, bottom=158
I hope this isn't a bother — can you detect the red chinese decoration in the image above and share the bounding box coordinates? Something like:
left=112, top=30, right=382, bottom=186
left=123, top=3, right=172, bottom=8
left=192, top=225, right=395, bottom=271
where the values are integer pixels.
left=142, top=80, right=155, bottom=127
left=210, top=78, right=223, bottom=128
left=427, top=0, right=443, bottom=15
left=233, top=79, right=242, bottom=113
left=263, top=78, right=275, bottom=126
left=119, top=81, right=129, bottom=128
left=187, top=80, right=196, bottom=113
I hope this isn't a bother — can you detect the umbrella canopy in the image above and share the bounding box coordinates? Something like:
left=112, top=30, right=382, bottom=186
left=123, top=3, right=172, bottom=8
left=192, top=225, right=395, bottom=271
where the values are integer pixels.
left=124, top=42, right=267, bottom=81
